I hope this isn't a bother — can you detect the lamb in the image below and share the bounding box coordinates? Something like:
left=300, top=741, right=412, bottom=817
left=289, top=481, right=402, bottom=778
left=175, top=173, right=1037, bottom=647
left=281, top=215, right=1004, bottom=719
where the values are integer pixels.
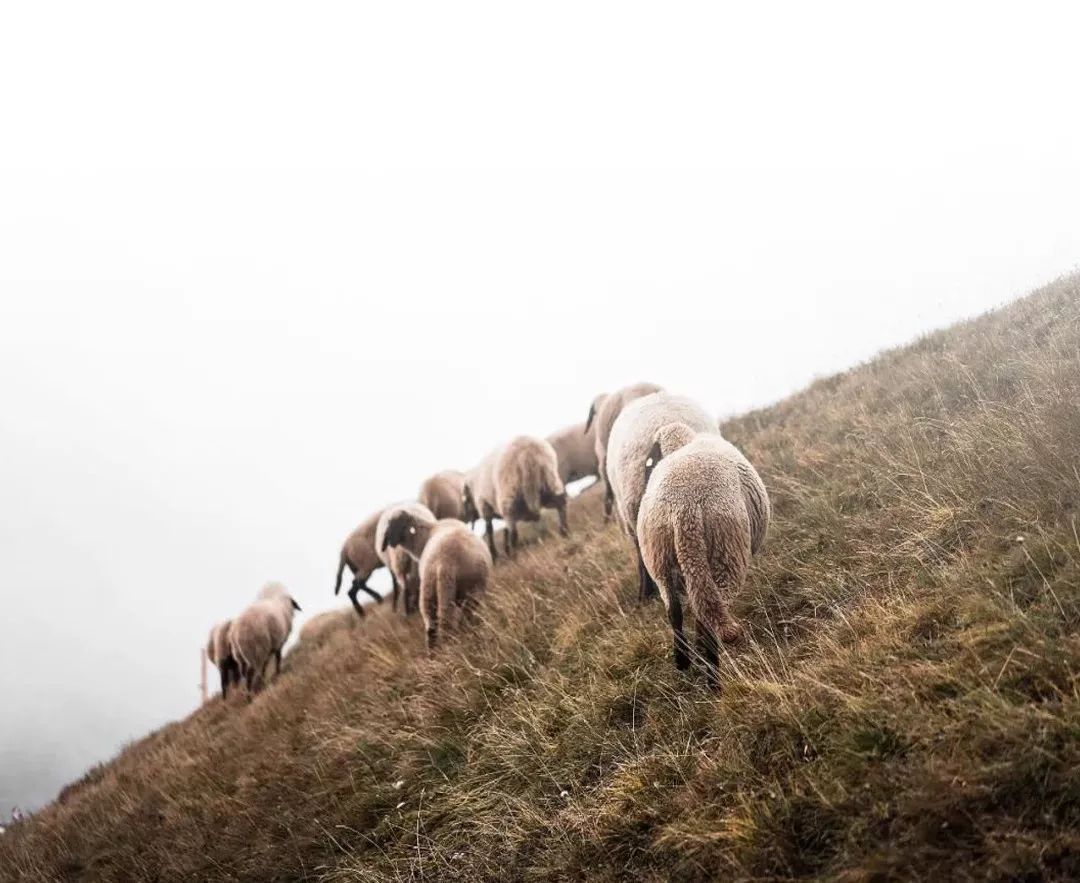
left=585, top=384, right=661, bottom=517
left=418, top=470, right=467, bottom=521
left=380, top=506, right=493, bottom=651
left=493, top=435, right=568, bottom=556
left=229, top=582, right=302, bottom=693
left=461, top=447, right=502, bottom=559
left=606, top=391, right=717, bottom=601
left=637, top=421, right=770, bottom=688
left=546, top=420, right=600, bottom=486
left=334, top=509, right=390, bottom=616
left=375, top=502, right=434, bottom=614
left=205, top=619, right=240, bottom=699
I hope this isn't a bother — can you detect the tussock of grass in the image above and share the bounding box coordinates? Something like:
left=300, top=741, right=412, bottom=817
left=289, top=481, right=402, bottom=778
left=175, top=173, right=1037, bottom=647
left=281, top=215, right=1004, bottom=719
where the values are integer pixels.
left=4, top=275, right=1080, bottom=881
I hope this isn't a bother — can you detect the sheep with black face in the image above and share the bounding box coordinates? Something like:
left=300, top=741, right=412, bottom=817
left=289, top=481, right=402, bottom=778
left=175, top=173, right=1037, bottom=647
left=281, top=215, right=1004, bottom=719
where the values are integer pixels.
left=381, top=507, right=493, bottom=652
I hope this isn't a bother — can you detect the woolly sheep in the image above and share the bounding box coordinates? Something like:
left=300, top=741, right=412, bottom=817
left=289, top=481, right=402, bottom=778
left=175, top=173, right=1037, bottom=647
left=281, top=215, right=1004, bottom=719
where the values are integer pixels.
left=334, top=508, right=389, bottom=616
left=546, top=420, right=600, bottom=487
left=381, top=506, right=493, bottom=651
left=418, top=470, right=467, bottom=521
left=229, top=582, right=302, bottom=693
left=461, top=447, right=502, bottom=560
left=375, top=502, right=434, bottom=615
left=205, top=619, right=240, bottom=699
left=637, top=421, right=770, bottom=688
left=493, top=435, right=568, bottom=556
left=585, top=384, right=661, bottom=517
left=606, top=391, right=717, bottom=601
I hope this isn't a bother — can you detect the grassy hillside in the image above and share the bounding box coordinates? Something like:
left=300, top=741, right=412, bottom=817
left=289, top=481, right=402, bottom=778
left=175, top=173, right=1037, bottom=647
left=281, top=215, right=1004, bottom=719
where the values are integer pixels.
left=5, top=276, right=1080, bottom=882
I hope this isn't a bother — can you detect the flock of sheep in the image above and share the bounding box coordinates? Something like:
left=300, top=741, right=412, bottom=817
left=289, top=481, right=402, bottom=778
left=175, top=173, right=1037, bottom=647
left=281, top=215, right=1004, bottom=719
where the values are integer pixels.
left=205, top=383, right=770, bottom=695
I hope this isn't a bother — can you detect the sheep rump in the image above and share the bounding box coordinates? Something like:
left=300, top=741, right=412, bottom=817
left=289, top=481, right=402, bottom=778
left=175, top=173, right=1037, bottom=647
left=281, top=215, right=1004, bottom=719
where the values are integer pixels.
left=493, top=435, right=568, bottom=556
left=381, top=509, right=493, bottom=652
left=229, top=582, right=301, bottom=694
left=546, top=420, right=600, bottom=486
left=637, top=423, right=770, bottom=688
left=206, top=620, right=240, bottom=699
left=418, top=471, right=467, bottom=521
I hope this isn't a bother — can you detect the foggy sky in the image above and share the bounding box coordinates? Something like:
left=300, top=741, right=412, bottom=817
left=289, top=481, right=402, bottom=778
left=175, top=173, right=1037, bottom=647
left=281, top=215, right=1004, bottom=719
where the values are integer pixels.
left=2, top=1, right=1080, bottom=813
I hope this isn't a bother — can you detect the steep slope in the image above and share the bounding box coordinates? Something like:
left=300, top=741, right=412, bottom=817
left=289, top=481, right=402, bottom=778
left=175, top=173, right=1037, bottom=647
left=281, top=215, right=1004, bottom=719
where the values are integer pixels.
left=4, top=275, right=1080, bottom=882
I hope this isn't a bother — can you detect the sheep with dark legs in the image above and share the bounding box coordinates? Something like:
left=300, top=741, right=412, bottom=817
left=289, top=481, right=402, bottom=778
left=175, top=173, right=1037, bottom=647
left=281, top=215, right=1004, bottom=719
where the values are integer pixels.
left=637, top=421, right=770, bottom=688
left=334, top=509, right=389, bottom=615
left=375, top=502, right=434, bottom=615
left=229, top=583, right=302, bottom=694
left=206, top=620, right=241, bottom=699
left=461, top=448, right=502, bottom=560
left=606, top=391, right=717, bottom=601
left=381, top=507, right=493, bottom=652
left=493, top=435, right=568, bottom=557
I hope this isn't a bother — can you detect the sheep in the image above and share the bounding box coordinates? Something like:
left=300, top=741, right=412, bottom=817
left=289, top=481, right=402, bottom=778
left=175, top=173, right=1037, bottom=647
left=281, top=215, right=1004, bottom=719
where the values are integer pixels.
left=585, top=384, right=661, bottom=517
left=334, top=508, right=390, bottom=616
left=494, top=435, right=568, bottom=556
left=546, top=420, right=600, bottom=487
left=461, top=447, right=502, bottom=560
left=418, top=470, right=467, bottom=521
left=606, top=391, right=717, bottom=601
left=637, top=421, right=770, bottom=688
left=229, top=582, right=302, bottom=693
left=375, top=502, right=435, bottom=615
left=205, top=619, right=240, bottom=699
left=380, top=506, right=493, bottom=651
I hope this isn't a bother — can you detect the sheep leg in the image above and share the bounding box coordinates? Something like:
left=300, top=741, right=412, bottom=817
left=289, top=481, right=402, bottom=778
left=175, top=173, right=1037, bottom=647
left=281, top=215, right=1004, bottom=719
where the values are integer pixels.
left=636, top=542, right=659, bottom=602
left=274, top=649, right=282, bottom=676
left=484, top=517, right=498, bottom=561
left=219, top=666, right=230, bottom=699
left=504, top=519, right=516, bottom=557
left=695, top=622, right=720, bottom=691
left=390, top=573, right=400, bottom=613
left=555, top=494, right=569, bottom=537
left=665, top=579, right=691, bottom=671
left=421, top=579, right=439, bottom=653
left=346, top=582, right=367, bottom=617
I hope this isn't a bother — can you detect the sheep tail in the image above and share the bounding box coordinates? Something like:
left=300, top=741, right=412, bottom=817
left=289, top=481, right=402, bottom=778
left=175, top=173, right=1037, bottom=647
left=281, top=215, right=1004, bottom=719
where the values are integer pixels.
left=672, top=504, right=740, bottom=643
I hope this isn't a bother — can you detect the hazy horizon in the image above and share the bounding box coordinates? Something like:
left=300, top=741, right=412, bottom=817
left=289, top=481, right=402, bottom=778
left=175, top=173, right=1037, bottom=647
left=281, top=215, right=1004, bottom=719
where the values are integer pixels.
left=3, top=1, right=1080, bottom=814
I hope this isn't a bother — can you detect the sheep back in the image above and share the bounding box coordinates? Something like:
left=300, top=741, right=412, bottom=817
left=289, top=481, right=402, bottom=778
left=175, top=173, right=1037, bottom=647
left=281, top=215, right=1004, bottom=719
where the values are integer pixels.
left=546, top=421, right=599, bottom=485
left=607, top=392, right=716, bottom=538
left=494, top=435, right=564, bottom=521
left=418, top=471, right=467, bottom=520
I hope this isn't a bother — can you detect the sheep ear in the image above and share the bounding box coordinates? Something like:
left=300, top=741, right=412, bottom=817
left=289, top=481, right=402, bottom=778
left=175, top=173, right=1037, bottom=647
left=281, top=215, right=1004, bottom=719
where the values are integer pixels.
left=584, top=402, right=597, bottom=433
left=644, top=440, right=663, bottom=483
left=291, top=597, right=302, bottom=612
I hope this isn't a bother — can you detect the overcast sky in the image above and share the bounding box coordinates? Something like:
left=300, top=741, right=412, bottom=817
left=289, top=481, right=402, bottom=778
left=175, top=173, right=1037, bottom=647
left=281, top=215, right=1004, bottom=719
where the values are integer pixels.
left=2, top=1, right=1079, bottom=814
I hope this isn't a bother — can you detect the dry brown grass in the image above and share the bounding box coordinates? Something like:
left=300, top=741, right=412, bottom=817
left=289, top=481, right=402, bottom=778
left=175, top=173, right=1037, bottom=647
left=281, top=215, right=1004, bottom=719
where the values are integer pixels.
left=4, top=275, right=1080, bottom=881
